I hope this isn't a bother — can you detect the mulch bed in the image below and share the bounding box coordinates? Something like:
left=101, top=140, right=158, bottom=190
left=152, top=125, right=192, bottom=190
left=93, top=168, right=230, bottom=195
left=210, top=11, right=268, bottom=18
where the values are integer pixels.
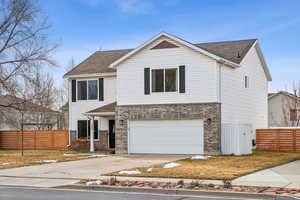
left=79, top=178, right=300, bottom=196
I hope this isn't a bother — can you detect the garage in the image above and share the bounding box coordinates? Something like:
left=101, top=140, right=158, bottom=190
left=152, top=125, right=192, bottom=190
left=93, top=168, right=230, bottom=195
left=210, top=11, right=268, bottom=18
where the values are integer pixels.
left=128, top=120, right=204, bottom=154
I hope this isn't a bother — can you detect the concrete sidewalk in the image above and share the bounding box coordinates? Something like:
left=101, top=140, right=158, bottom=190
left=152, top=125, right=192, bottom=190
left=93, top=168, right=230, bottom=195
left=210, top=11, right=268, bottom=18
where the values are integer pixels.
left=232, top=160, right=300, bottom=189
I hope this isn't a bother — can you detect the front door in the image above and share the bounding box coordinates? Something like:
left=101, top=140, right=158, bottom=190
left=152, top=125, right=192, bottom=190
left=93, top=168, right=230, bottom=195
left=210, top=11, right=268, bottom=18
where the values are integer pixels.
left=109, top=120, right=115, bottom=149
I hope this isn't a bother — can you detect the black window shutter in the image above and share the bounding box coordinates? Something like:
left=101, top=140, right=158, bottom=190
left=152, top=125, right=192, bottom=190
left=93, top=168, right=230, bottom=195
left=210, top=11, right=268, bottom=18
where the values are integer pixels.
left=144, top=68, right=150, bottom=95
left=179, top=65, right=185, bottom=93
left=99, top=78, right=104, bottom=101
left=71, top=80, right=76, bottom=102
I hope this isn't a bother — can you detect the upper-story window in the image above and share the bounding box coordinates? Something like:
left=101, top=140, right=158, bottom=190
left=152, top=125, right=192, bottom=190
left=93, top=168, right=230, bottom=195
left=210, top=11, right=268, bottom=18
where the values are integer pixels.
left=152, top=68, right=177, bottom=92
left=77, top=80, right=98, bottom=100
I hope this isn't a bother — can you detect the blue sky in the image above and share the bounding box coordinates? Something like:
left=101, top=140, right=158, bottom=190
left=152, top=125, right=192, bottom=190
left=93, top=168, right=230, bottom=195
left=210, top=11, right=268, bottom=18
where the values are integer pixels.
left=40, top=0, right=300, bottom=92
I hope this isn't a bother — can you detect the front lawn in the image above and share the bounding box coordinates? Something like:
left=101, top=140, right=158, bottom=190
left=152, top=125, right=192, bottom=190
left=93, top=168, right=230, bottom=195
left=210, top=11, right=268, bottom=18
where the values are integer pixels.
left=108, top=151, right=300, bottom=180
left=0, top=150, right=100, bottom=169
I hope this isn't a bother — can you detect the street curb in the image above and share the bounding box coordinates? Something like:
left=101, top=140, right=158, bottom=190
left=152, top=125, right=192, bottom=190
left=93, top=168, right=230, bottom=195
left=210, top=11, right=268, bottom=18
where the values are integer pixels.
left=55, top=184, right=288, bottom=199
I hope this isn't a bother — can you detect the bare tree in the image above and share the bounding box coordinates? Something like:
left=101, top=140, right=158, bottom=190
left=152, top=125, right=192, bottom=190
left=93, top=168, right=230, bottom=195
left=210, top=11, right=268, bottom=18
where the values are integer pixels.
left=0, top=0, right=57, bottom=107
left=55, top=57, right=76, bottom=109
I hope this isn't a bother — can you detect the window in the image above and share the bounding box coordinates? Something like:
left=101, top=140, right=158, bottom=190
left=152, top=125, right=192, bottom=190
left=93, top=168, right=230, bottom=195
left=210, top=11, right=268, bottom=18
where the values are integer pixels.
left=151, top=68, right=177, bottom=92
left=165, top=69, right=177, bottom=92
left=78, top=81, right=87, bottom=100
left=77, top=80, right=98, bottom=100
left=152, top=69, right=164, bottom=92
left=77, top=120, right=99, bottom=140
left=88, top=80, right=98, bottom=100
left=290, top=109, right=297, bottom=121
left=245, top=76, right=249, bottom=88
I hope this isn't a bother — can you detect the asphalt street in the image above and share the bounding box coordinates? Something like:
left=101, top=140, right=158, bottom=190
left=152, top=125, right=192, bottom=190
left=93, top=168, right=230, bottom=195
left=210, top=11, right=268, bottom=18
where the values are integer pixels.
left=0, top=186, right=266, bottom=200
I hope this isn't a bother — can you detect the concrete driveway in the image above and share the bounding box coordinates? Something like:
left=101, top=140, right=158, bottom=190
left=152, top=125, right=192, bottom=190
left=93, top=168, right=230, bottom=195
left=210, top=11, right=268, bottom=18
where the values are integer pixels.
left=0, top=154, right=186, bottom=188
left=233, top=160, right=300, bottom=188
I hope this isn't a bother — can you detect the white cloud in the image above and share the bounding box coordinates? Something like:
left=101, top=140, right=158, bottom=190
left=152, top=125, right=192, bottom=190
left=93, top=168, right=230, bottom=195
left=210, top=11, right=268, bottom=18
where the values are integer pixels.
left=117, top=0, right=153, bottom=14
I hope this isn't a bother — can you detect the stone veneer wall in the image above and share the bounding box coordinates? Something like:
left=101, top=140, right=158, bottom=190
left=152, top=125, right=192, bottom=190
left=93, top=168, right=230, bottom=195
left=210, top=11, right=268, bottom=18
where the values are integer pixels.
left=115, top=103, right=221, bottom=154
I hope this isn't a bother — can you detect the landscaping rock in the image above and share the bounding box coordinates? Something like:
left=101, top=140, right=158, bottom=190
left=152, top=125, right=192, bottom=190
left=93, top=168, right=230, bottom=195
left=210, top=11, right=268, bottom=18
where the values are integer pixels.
left=208, top=183, right=215, bottom=187
left=151, top=182, right=159, bottom=188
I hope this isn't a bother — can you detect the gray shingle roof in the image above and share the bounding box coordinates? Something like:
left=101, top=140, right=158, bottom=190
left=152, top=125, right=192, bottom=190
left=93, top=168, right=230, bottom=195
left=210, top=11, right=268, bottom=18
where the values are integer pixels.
left=195, top=39, right=256, bottom=64
left=64, top=39, right=256, bottom=76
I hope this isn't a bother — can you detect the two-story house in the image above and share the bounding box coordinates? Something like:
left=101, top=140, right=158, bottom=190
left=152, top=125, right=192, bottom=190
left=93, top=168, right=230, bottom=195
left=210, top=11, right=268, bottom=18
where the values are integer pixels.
left=64, top=32, right=271, bottom=155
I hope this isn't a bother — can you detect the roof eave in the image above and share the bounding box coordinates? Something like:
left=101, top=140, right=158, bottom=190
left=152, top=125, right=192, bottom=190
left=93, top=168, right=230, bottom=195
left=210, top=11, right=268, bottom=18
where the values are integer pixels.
left=64, top=72, right=116, bottom=79
left=255, top=42, right=272, bottom=81
left=84, top=112, right=115, bottom=116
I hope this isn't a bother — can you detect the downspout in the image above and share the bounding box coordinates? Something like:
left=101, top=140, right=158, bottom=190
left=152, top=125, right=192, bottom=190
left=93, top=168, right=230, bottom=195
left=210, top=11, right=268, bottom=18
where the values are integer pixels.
left=67, top=80, right=71, bottom=147
left=218, top=63, right=222, bottom=103
left=219, top=63, right=223, bottom=154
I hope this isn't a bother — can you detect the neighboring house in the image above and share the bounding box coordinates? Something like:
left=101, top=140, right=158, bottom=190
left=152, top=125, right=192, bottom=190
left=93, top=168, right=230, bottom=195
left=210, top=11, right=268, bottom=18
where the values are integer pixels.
left=64, top=32, right=271, bottom=154
left=0, top=95, right=59, bottom=130
left=268, top=91, right=300, bottom=127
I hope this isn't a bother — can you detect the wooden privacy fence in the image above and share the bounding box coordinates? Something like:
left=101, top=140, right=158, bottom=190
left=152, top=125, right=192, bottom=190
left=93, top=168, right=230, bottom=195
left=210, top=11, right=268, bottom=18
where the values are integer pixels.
left=0, top=130, right=68, bottom=150
left=256, top=128, right=300, bottom=152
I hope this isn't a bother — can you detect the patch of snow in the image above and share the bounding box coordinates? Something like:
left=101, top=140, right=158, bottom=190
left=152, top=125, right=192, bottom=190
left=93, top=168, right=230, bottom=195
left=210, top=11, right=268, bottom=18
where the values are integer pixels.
left=36, top=160, right=57, bottom=163
left=118, top=170, right=141, bottom=175
left=190, top=155, right=212, bottom=160
left=0, top=163, right=10, bottom=165
left=86, top=180, right=102, bottom=185
left=163, top=162, right=181, bottom=168
left=147, top=168, right=155, bottom=172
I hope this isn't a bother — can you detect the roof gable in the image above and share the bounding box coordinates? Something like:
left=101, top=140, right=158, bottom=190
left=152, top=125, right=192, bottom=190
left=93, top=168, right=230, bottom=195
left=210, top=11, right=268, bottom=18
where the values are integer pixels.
left=109, top=32, right=241, bottom=69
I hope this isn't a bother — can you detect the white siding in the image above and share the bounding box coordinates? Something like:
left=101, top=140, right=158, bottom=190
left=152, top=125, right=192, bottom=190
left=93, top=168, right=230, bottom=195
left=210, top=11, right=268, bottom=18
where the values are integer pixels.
left=116, top=36, right=219, bottom=105
left=68, top=76, right=116, bottom=131
left=220, top=45, right=268, bottom=136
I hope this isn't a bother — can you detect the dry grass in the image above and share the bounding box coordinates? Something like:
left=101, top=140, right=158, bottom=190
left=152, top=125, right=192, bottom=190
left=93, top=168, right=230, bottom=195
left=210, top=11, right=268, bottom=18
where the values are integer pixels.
left=108, top=151, right=300, bottom=180
left=0, top=150, right=95, bottom=170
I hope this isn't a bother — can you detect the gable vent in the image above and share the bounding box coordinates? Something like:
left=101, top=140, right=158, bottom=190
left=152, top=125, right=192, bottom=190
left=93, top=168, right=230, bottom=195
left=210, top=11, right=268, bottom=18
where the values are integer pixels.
left=151, top=40, right=179, bottom=50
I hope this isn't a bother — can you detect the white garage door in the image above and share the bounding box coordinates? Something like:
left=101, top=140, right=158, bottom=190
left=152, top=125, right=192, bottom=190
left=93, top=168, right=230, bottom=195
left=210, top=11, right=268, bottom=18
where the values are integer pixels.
left=128, top=120, right=204, bottom=154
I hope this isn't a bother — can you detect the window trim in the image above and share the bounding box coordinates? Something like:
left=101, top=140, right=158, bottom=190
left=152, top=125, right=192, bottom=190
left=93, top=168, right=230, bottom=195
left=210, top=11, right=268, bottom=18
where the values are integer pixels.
left=151, top=67, right=178, bottom=93
left=77, top=119, right=99, bottom=141
left=77, top=79, right=99, bottom=101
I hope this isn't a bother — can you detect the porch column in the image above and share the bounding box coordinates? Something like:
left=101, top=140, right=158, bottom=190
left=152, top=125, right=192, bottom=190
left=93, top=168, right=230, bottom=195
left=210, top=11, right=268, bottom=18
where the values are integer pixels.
left=90, top=116, right=95, bottom=152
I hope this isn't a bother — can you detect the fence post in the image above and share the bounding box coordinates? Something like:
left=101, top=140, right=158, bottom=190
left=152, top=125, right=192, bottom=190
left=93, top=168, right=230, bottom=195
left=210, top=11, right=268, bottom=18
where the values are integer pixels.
left=51, top=131, right=54, bottom=150
left=276, top=129, right=280, bottom=151
left=34, top=131, right=37, bottom=150
left=293, top=129, right=296, bottom=152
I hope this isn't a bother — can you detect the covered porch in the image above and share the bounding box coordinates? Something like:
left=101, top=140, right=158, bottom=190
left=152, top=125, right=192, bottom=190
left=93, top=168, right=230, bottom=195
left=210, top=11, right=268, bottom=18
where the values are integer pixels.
left=71, top=102, right=116, bottom=153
